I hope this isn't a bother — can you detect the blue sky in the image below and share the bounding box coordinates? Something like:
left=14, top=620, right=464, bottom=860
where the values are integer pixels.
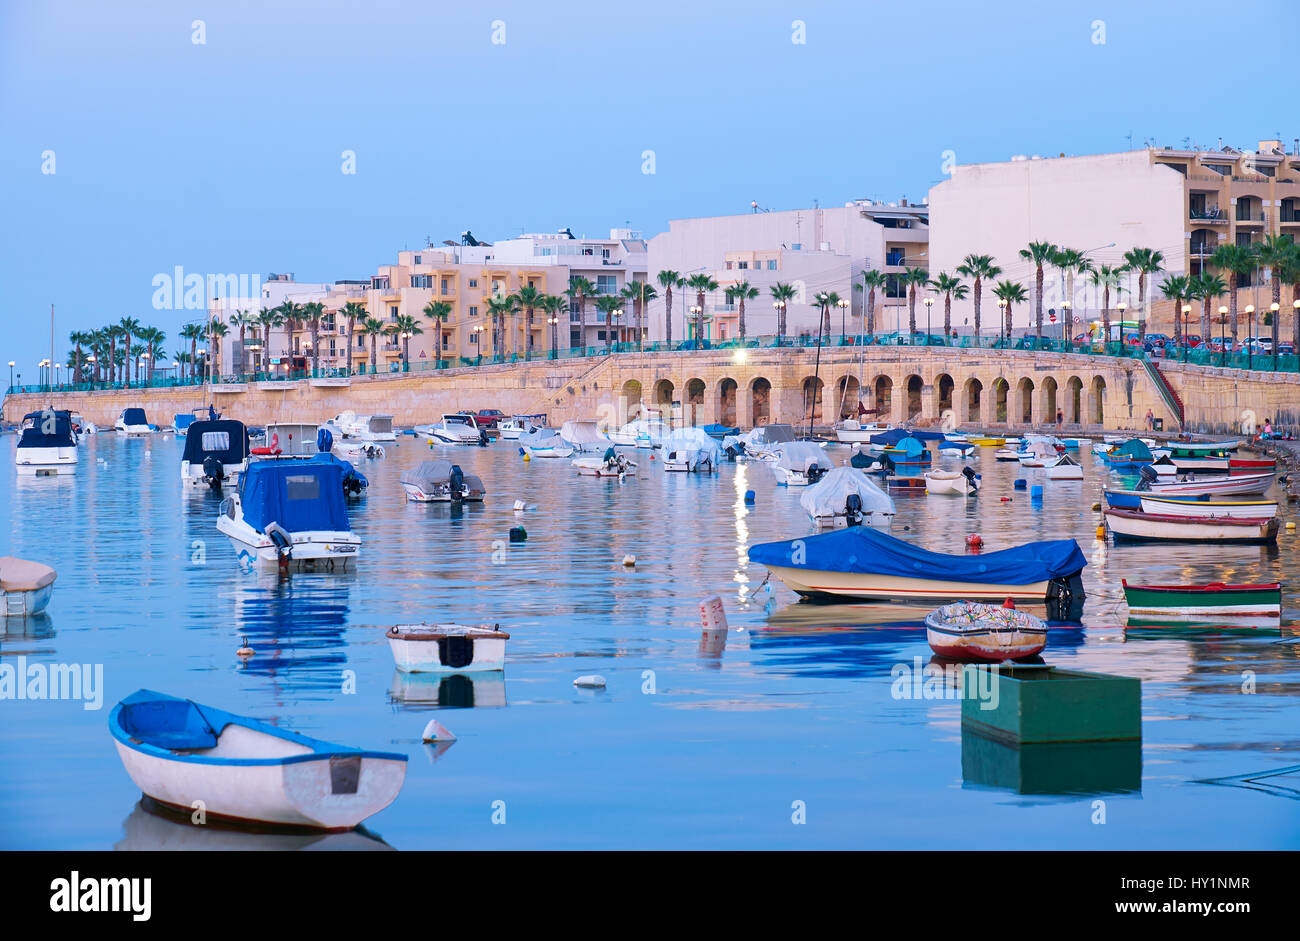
left=1, top=0, right=1295, bottom=372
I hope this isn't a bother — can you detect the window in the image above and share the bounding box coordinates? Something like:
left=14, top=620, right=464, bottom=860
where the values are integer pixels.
left=791, top=243, right=802, bottom=251
left=767, top=259, right=777, bottom=270
left=601, top=248, right=610, bottom=259
left=725, top=261, right=733, bottom=270
left=469, top=332, right=478, bottom=345
left=738, top=261, right=748, bottom=269
left=596, top=275, right=617, bottom=295
left=468, top=305, right=479, bottom=317
left=286, top=475, right=321, bottom=501
left=468, top=279, right=478, bottom=289
left=414, top=255, right=422, bottom=265
left=371, top=276, right=390, bottom=290
left=410, top=275, right=432, bottom=288
left=390, top=305, right=398, bottom=319
left=200, top=431, right=230, bottom=451
left=441, top=278, right=450, bottom=295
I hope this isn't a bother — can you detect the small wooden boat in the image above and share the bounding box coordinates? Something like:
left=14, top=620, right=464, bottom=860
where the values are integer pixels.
left=1137, top=494, right=1277, bottom=520
left=109, top=690, right=406, bottom=830
left=573, top=448, right=636, bottom=477
left=0, top=556, right=57, bottom=616
left=1121, top=579, right=1281, bottom=618
left=994, top=448, right=1022, bottom=462
left=970, top=437, right=1005, bottom=447
left=925, top=602, right=1048, bottom=661
left=387, top=624, right=510, bottom=672
left=925, top=468, right=979, bottom=495
left=1044, top=455, right=1083, bottom=480
left=1230, top=458, right=1276, bottom=474
left=1104, top=508, right=1279, bottom=544
left=887, top=475, right=928, bottom=491
left=1145, top=470, right=1273, bottom=497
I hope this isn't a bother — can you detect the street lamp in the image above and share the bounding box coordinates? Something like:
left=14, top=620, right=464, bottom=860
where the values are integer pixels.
left=1245, top=305, right=1255, bottom=369
left=7, top=360, right=13, bottom=389
left=1218, top=306, right=1228, bottom=367
left=688, top=305, right=703, bottom=345
left=997, top=299, right=1008, bottom=344
left=1180, top=305, right=1191, bottom=362
left=1270, top=302, right=1280, bottom=368
left=923, top=297, right=934, bottom=344
left=1117, top=302, right=1127, bottom=353
left=772, top=300, right=786, bottom=345
left=836, top=297, right=851, bottom=343
left=1062, top=300, right=1072, bottom=348
left=546, top=315, right=559, bottom=358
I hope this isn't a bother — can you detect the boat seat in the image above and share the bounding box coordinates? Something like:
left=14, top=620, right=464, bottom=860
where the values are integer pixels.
left=120, top=700, right=220, bottom=751
left=0, top=557, right=57, bottom=592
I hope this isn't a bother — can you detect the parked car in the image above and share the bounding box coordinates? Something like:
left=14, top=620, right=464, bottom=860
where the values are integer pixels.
left=472, top=408, right=506, bottom=429
left=1182, top=334, right=1203, bottom=348
left=1279, top=342, right=1295, bottom=355
left=1015, top=336, right=1054, bottom=350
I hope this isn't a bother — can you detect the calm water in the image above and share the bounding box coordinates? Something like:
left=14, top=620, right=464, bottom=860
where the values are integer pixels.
left=2, top=430, right=1298, bottom=850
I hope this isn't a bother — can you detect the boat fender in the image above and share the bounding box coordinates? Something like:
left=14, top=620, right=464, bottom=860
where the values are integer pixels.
left=574, top=675, right=606, bottom=688
left=1013, top=478, right=1027, bottom=489
left=1096, top=524, right=1105, bottom=539
left=1000, top=496, right=1011, bottom=503
left=622, top=554, right=636, bottom=567
left=965, top=533, right=983, bottom=550
left=1288, top=521, right=1296, bottom=530
left=1091, top=502, right=1101, bottom=511
left=744, top=489, right=756, bottom=504
left=236, top=636, right=254, bottom=660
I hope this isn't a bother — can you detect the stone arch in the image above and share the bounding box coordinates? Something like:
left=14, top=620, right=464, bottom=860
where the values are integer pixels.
left=935, top=373, right=955, bottom=423
left=992, top=377, right=1009, bottom=423
left=1040, top=376, right=1058, bottom=424
left=621, top=379, right=643, bottom=423
left=873, top=375, right=893, bottom=420
left=717, top=377, right=738, bottom=427
left=686, top=377, right=707, bottom=426
left=1015, top=377, right=1035, bottom=425
left=801, top=376, right=826, bottom=426
left=963, top=377, right=983, bottom=424
left=652, top=379, right=675, bottom=414
left=833, top=374, right=861, bottom=419
left=1090, top=375, right=1106, bottom=425
left=1065, top=375, right=1083, bottom=424
left=905, top=374, right=923, bottom=420
left=751, top=376, right=772, bottom=425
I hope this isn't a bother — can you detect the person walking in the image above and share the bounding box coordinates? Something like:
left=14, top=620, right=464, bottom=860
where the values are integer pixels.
left=1056, top=408, right=1063, bottom=426
left=1145, top=409, right=1154, bottom=431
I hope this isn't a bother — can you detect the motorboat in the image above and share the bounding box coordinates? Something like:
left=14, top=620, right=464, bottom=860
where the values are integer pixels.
left=723, top=423, right=796, bottom=461
left=834, top=419, right=888, bottom=444
left=14, top=410, right=77, bottom=476
left=69, top=412, right=96, bottom=436
left=1018, top=440, right=1062, bottom=468
left=925, top=467, right=980, bottom=496
left=428, top=413, right=486, bottom=446
left=254, top=422, right=322, bottom=457
left=1044, top=455, right=1084, bottom=480
left=1137, top=494, right=1277, bottom=520
left=573, top=447, right=636, bottom=477
left=400, top=460, right=485, bottom=502
left=180, top=419, right=250, bottom=491
left=324, top=411, right=395, bottom=442
left=520, top=426, right=574, bottom=459
left=1141, top=467, right=1274, bottom=497
left=994, top=447, right=1022, bottom=462
left=1, top=556, right=57, bottom=616
left=115, top=408, right=152, bottom=436
left=662, top=426, right=721, bottom=472
left=109, top=689, right=405, bottom=830
left=497, top=414, right=546, bottom=440
left=608, top=418, right=671, bottom=449
left=937, top=438, right=975, bottom=457
left=173, top=410, right=204, bottom=436
left=333, top=438, right=386, bottom=459
left=1102, top=439, right=1155, bottom=469
left=387, top=624, right=509, bottom=673
left=769, top=441, right=833, bottom=486
left=559, top=419, right=610, bottom=454
left=1104, top=508, right=1279, bottom=544
left=1121, top=579, right=1280, bottom=620
left=879, top=435, right=932, bottom=471
left=216, top=459, right=361, bottom=569
left=747, top=526, right=1087, bottom=605
left=799, top=466, right=895, bottom=529
left=925, top=602, right=1047, bottom=661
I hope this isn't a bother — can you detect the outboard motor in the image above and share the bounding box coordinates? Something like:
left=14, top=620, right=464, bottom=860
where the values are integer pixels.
left=479, top=428, right=489, bottom=447
left=603, top=446, right=618, bottom=469
left=962, top=466, right=979, bottom=491
left=844, top=492, right=864, bottom=527
left=725, top=444, right=741, bottom=461
left=806, top=463, right=827, bottom=485
left=1136, top=465, right=1157, bottom=492
left=1046, top=572, right=1087, bottom=621
left=317, top=427, right=333, bottom=453
left=263, top=521, right=294, bottom=571
left=202, top=455, right=225, bottom=491
left=449, top=464, right=466, bottom=501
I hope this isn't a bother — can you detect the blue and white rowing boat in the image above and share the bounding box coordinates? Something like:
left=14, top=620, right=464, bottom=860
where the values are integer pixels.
left=109, top=690, right=406, bottom=830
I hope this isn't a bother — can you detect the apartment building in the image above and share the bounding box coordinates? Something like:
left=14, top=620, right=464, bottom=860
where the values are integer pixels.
left=645, top=201, right=929, bottom=342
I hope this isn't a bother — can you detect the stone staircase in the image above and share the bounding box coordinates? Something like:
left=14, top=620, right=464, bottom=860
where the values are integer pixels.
left=1142, top=358, right=1184, bottom=429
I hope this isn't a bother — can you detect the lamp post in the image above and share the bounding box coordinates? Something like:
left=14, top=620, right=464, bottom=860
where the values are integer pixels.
left=1270, top=302, right=1280, bottom=369
left=139, top=351, right=150, bottom=384
left=472, top=324, right=485, bottom=364
left=7, top=360, right=13, bottom=390
left=1218, top=306, right=1229, bottom=367
left=772, top=300, right=786, bottom=346
left=546, top=316, right=559, bottom=359
left=1245, top=305, right=1255, bottom=369
left=688, top=305, right=703, bottom=345
left=837, top=297, right=850, bottom=343
left=923, top=297, right=934, bottom=344
left=1061, top=300, right=1072, bottom=349
left=997, top=299, right=1007, bottom=344
left=1180, top=305, right=1191, bottom=362
left=86, top=354, right=96, bottom=385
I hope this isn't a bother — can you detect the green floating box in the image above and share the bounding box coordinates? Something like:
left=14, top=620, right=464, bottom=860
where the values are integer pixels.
left=961, top=729, right=1142, bottom=795
left=960, top=666, right=1141, bottom=745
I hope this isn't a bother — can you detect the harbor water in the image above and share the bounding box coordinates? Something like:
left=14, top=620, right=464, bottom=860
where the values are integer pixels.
left=2, top=432, right=1298, bottom=849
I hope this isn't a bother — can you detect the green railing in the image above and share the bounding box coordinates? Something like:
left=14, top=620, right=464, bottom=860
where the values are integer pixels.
left=10, top=334, right=1300, bottom=396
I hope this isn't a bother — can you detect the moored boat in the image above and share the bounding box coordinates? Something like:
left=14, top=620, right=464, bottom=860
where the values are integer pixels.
left=924, top=467, right=979, bottom=495
left=1137, top=494, right=1277, bottom=520
left=387, top=624, right=510, bottom=672
left=180, top=419, right=250, bottom=490
left=925, top=602, right=1048, bottom=661
left=799, top=466, right=896, bottom=528
left=1044, top=454, right=1084, bottom=480
left=769, top=441, right=833, bottom=486
left=0, top=556, right=57, bottom=616
left=109, top=690, right=406, bottom=830
left=1144, top=469, right=1274, bottom=497
left=662, top=426, right=721, bottom=472
left=1104, top=508, right=1279, bottom=544
left=115, top=408, right=152, bottom=436
left=573, top=448, right=636, bottom=477
left=428, top=413, right=485, bottom=446
left=400, top=460, right=485, bottom=502
left=1121, top=579, right=1281, bottom=618
left=14, top=410, right=77, bottom=477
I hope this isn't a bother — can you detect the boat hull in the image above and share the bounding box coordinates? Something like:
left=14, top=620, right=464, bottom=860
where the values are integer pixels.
left=217, top=517, right=361, bottom=568
left=1105, top=509, right=1279, bottom=543
left=1137, top=495, right=1277, bottom=519
left=1, top=583, right=54, bottom=616
left=1146, top=472, right=1273, bottom=497
left=388, top=636, right=507, bottom=673
left=1122, top=580, right=1281, bottom=617
left=760, top=564, right=1052, bottom=603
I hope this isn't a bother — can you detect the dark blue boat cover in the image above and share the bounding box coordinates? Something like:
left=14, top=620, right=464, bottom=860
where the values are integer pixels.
left=181, top=420, right=249, bottom=464
left=748, top=527, right=1087, bottom=585
left=122, top=408, right=148, bottom=425
left=18, top=418, right=75, bottom=448
left=238, top=461, right=350, bottom=533
left=939, top=437, right=975, bottom=451
left=1111, top=439, right=1153, bottom=460
left=869, top=428, right=945, bottom=446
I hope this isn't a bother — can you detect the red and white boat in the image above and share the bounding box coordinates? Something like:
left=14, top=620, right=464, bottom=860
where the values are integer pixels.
left=1230, top=458, right=1277, bottom=474
left=1137, top=494, right=1278, bottom=520
left=1144, top=471, right=1274, bottom=497
left=1105, top=508, right=1279, bottom=543
left=925, top=602, right=1047, bottom=661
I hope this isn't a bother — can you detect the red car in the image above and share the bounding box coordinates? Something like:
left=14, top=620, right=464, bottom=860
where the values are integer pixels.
left=472, top=408, right=506, bottom=429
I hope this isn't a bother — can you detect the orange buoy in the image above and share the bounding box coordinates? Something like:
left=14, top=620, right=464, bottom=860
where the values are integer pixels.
left=965, top=533, right=983, bottom=549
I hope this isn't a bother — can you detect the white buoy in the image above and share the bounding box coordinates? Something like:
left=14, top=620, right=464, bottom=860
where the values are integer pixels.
left=236, top=637, right=254, bottom=659
left=622, top=554, right=636, bottom=567
left=574, top=675, right=606, bottom=688
left=421, top=719, right=456, bottom=743
left=513, top=499, right=527, bottom=512
left=699, top=596, right=728, bottom=633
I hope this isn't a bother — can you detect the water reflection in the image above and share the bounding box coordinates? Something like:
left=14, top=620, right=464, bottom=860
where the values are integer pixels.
left=961, top=728, right=1142, bottom=796
left=0, top=613, right=55, bottom=642
left=115, top=798, right=394, bottom=850
left=388, top=669, right=506, bottom=709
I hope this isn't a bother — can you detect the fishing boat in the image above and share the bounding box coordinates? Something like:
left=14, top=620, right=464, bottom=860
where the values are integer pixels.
left=1102, top=439, right=1154, bottom=469
left=1104, top=508, right=1279, bottom=544
left=723, top=423, right=797, bottom=461
left=400, top=460, right=485, bottom=502
left=1137, top=494, right=1277, bottom=519
left=880, top=435, right=933, bottom=471
left=115, top=408, right=152, bottom=436
left=0, top=556, right=57, bottom=616
left=924, top=467, right=980, bottom=496
left=608, top=417, right=671, bottom=449
left=427, top=413, right=485, bottom=446
left=1144, top=470, right=1274, bottom=497
left=1121, top=579, right=1281, bottom=619
left=109, top=690, right=406, bottom=830
left=387, top=624, right=510, bottom=672
left=180, top=420, right=250, bottom=491
left=573, top=447, right=636, bottom=477
left=834, top=419, right=887, bottom=444
left=769, top=441, right=833, bottom=486
left=497, top=414, right=545, bottom=440
left=1230, top=458, right=1277, bottom=474
left=662, top=426, right=721, bottom=472
left=1163, top=439, right=1241, bottom=454
left=520, top=426, right=574, bottom=459
left=559, top=419, right=611, bottom=454
left=969, top=437, right=1005, bottom=447
left=994, top=447, right=1022, bottom=462
left=1044, top=454, right=1084, bottom=480
left=747, top=527, right=1087, bottom=605
left=253, top=422, right=322, bottom=457
left=925, top=602, right=1048, bottom=661
left=799, top=466, right=896, bottom=529
left=14, top=410, right=77, bottom=477
left=937, top=438, right=976, bottom=457
left=216, top=460, right=361, bottom=568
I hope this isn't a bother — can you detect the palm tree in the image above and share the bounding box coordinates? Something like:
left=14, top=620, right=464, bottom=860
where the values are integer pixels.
left=855, top=269, right=886, bottom=338
left=514, top=284, right=546, bottom=358
left=485, top=294, right=515, bottom=360
left=207, top=319, right=229, bottom=378
left=685, top=273, right=719, bottom=344
left=227, top=310, right=252, bottom=376
left=1018, top=241, right=1058, bottom=340
left=929, top=273, right=968, bottom=340
left=360, top=317, right=385, bottom=371
left=1256, top=234, right=1295, bottom=360
left=179, top=323, right=202, bottom=380
left=564, top=277, right=596, bottom=351
left=276, top=301, right=303, bottom=374
left=720, top=279, right=759, bottom=340
left=903, top=268, right=929, bottom=335
left=392, top=314, right=423, bottom=365
left=1209, top=244, right=1255, bottom=350
left=539, top=294, right=567, bottom=356
left=339, top=301, right=367, bottom=376
left=1122, top=247, right=1164, bottom=341
left=301, top=301, right=325, bottom=375
left=256, top=306, right=284, bottom=375
left=1052, top=248, right=1092, bottom=345
left=118, top=316, right=141, bottom=384
left=656, top=270, right=684, bottom=346
left=422, top=300, right=452, bottom=368
left=1279, top=245, right=1300, bottom=356
left=140, top=327, right=165, bottom=381
left=1190, top=271, right=1227, bottom=346
left=770, top=282, right=797, bottom=342
left=621, top=281, right=657, bottom=348
left=810, top=291, right=842, bottom=341
left=1089, top=265, right=1125, bottom=349
left=68, top=330, right=90, bottom=382
left=593, top=295, right=623, bottom=353
left=957, top=254, right=1002, bottom=343
left=992, top=280, right=1028, bottom=341
left=1159, top=275, right=1190, bottom=347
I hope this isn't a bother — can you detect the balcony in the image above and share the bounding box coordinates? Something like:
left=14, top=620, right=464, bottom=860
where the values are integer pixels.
left=1235, top=211, right=1265, bottom=224
left=1189, top=244, right=1216, bottom=258
left=1189, top=207, right=1226, bottom=223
